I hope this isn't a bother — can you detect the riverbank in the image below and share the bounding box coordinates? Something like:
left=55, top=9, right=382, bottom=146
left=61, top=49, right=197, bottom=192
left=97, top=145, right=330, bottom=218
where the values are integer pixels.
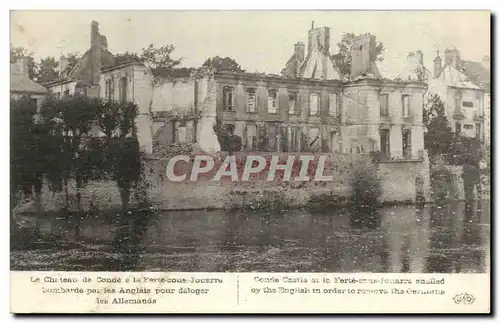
left=16, top=150, right=491, bottom=214
left=25, top=152, right=433, bottom=213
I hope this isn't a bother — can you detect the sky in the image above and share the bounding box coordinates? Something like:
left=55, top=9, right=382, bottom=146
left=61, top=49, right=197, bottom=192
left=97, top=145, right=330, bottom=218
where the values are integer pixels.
left=10, top=10, right=490, bottom=78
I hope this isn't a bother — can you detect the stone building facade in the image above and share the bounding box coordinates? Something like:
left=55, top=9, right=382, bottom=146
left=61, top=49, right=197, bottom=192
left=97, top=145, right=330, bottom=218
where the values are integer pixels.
left=44, top=21, right=427, bottom=159
left=428, top=48, right=490, bottom=143
left=151, top=24, right=427, bottom=159
left=204, top=71, right=426, bottom=159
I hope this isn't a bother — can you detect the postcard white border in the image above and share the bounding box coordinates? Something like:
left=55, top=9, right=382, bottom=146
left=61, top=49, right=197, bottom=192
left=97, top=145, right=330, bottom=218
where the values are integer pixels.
left=3, top=2, right=498, bottom=322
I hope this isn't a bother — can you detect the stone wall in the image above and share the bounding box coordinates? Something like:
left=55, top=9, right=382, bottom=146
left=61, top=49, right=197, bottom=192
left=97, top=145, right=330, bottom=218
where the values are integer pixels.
left=378, top=160, right=431, bottom=202
left=37, top=152, right=432, bottom=212
left=133, top=66, right=154, bottom=153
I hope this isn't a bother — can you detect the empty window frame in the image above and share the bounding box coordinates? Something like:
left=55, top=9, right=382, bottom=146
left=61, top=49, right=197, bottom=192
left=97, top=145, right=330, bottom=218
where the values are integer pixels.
left=402, top=94, right=410, bottom=118
left=268, top=89, right=278, bottom=114
left=380, top=93, right=389, bottom=116
left=288, top=93, right=297, bottom=115
left=222, top=86, right=234, bottom=111
left=246, top=87, right=256, bottom=113
left=309, top=93, right=319, bottom=115
left=329, top=93, right=340, bottom=117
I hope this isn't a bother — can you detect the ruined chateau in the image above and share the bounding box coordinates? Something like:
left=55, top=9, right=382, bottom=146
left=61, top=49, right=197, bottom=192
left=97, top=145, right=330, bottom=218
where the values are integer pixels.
left=43, top=21, right=469, bottom=161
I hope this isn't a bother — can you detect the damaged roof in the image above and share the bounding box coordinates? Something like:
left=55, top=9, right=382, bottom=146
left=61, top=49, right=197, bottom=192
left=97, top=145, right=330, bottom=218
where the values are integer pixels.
left=10, top=64, right=48, bottom=94
left=435, top=64, right=482, bottom=89
left=461, top=60, right=490, bottom=91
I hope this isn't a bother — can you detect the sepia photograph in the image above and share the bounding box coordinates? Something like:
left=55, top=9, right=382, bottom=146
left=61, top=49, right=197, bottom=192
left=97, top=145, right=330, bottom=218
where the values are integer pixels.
left=10, top=10, right=490, bottom=278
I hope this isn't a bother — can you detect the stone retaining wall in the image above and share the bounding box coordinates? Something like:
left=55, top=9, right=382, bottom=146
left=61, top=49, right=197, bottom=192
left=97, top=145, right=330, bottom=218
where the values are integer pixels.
left=37, top=152, right=432, bottom=212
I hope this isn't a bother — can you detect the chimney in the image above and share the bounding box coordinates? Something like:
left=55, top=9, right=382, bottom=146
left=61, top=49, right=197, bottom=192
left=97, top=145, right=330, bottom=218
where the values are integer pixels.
left=433, top=51, right=442, bottom=78
left=444, top=48, right=460, bottom=69
left=415, top=50, right=424, bottom=65
left=100, top=35, right=108, bottom=52
left=59, top=56, right=68, bottom=75
left=451, top=49, right=461, bottom=69
left=90, top=20, right=102, bottom=86
left=444, top=49, right=452, bottom=67
left=350, top=34, right=381, bottom=80
left=294, top=42, right=305, bottom=61
left=17, top=57, right=29, bottom=77
left=308, top=26, right=330, bottom=54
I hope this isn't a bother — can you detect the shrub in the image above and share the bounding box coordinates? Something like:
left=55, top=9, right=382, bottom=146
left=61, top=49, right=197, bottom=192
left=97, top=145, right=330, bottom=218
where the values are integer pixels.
left=430, top=164, right=453, bottom=202
left=369, top=151, right=384, bottom=163
left=243, top=190, right=291, bottom=213
left=348, top=160, right=382, bottom=210
left=153, top=142, right=196, bottom=158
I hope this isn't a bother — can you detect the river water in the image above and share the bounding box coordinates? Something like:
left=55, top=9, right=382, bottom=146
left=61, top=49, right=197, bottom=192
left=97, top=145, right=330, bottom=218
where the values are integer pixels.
left=11, top=200, right=490, bottom=273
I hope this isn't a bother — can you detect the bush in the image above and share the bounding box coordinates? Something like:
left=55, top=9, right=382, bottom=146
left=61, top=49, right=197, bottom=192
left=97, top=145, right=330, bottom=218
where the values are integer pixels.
left=243, top=190, right=291, bottom=213
left=369, top=151, right=384, bottom=163
left=430, top=162, right=454, bottom=202
left=348, top=160, right=382, bottom=210
left=153, top=142, right=196, bottom=158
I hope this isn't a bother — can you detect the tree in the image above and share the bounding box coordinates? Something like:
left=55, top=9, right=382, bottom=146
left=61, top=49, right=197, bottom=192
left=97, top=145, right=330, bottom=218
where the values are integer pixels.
left=61, top=52, right=80, bottom=73
left=140, top=44, right=182, bottom=70
left=452, top=135, right=482, bottom=167
left=202, top=56, right=245, bottom=73
left=452, top=135, right=482, bottom=200
left=332, top=33, right=385, bottom=80
left=423, top=93, right=454, bottom=161
left=11, top=97, right=40, bottom=198
left=12, top=94, right=144, bottom=245
left=35, top=57, right=59, bottom=83
left=10, top=45, right=36, bottom=79
left=37, top=96, right=142, bottom=213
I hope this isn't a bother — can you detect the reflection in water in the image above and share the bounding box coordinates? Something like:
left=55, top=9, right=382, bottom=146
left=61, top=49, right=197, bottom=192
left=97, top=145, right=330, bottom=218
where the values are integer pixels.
left=11, top=202, right=490, bottom=273
left=110, top=209, right=153, bottom=271
left=461, top=200, right=486, bottom=273
left=426, top=204, right=455, bottom=273
left=425, top=201, right=487, bottom=273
